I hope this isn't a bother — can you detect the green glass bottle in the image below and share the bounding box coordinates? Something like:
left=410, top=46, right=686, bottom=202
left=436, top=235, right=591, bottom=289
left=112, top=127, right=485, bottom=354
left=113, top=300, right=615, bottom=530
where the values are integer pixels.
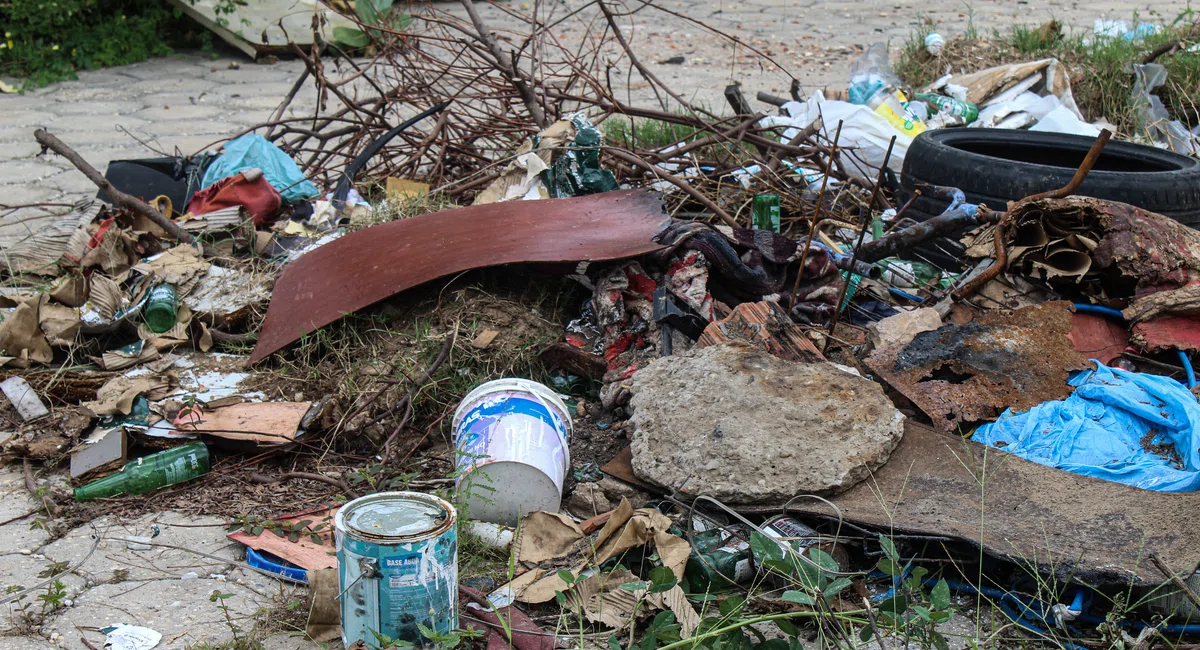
left=144, top=284, right=178, bottom=333
left=74, top=442, right=210, bottom=501
left=915, top=93, right=979, bottom=124
left=752, top=194, right=781, bottom=233
left=686, top=528, right=754, bottom=591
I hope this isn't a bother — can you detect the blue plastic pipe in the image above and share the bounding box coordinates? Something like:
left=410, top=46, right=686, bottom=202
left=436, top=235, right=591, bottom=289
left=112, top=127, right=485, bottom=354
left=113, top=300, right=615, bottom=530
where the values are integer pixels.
left=1072, top=303, right=1126, bottom=321
left=1179, top=350, right=1197, bottom=389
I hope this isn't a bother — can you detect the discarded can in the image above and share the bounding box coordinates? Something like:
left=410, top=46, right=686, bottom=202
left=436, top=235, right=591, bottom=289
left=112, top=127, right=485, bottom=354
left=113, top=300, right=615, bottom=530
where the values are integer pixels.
left=143, top=284, right=178, bottom=333
left=452, top=378, right=572, bottom=526
left=73, top=442, right=209, bottom=501
left=686, top=526, right=754, bottom=590
left=752, top=194, right=781, bottom=233
left=335, top=491, right=458, bottom=648
left=760, top=515, right=850, bottom=586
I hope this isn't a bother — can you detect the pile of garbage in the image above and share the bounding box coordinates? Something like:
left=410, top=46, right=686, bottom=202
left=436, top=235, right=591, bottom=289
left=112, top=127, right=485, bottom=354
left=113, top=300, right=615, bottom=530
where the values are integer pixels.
left=7, top=2, right=1200, bottom=649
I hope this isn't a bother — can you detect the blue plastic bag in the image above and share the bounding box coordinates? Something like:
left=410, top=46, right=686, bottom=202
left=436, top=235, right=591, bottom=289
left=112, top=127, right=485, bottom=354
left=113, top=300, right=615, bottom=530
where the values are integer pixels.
left=201, top=134, right=318, bottom=204
left=972, top=362, right=1200, bottom=492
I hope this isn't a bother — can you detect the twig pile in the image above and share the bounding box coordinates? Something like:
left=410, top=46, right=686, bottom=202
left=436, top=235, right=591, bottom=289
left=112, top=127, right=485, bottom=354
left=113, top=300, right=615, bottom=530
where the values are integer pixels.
left=262, top=0, right=881, bottom=234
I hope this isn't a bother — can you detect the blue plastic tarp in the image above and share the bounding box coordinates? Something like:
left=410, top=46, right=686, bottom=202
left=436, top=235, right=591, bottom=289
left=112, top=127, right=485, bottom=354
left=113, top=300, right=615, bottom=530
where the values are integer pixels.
left=202, top=134, right=318, bottom=204
left=972, top=362, right=1200, bottom=492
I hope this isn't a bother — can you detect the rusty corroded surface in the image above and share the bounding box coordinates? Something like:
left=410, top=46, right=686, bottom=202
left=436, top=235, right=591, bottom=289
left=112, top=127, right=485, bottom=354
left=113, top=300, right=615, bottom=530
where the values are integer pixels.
left=788, top=421, right=1200, bottom=587
left=250, top=190, right=670, bottom=363
left=866, top=301, right=1087, bottom=432
left=1006, top=197, right=1200, bottom=300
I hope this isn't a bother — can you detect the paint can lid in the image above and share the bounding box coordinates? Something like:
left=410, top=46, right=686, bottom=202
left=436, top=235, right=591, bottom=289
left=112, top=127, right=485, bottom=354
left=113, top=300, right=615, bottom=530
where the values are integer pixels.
left=338, top=492, right=452, bottom=539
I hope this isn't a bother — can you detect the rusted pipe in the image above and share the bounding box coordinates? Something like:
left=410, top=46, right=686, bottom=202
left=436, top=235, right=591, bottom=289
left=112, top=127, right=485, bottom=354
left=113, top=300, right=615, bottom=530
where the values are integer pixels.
left=1017, top=128, right=1112, bottom=205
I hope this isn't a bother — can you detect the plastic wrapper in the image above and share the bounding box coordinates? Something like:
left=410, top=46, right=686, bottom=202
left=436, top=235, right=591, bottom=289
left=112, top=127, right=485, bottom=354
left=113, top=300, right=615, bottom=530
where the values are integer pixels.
left=973, top=363, right=1200, bottom=492
left=1131, top=63, right=1199, bottom=155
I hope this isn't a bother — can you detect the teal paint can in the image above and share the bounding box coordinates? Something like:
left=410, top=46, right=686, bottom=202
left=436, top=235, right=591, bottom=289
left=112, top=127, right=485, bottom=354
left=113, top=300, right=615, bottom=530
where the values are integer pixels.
left=335, top=491, right=458, bottom=648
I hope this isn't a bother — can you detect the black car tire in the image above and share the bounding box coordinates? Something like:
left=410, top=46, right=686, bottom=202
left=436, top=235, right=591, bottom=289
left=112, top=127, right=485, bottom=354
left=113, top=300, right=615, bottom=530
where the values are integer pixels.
left=900, top=128, right=1200, bottom=225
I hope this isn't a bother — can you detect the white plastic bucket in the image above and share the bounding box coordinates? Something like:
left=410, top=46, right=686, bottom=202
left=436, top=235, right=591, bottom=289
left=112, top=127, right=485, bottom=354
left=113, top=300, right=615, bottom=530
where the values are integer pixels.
left=452, top=378, right=572, bottom=526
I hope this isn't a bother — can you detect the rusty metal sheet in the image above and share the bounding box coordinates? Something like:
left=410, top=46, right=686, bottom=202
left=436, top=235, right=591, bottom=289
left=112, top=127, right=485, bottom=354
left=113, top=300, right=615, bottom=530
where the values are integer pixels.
left=865, top=301, right=1087, bottom=432
left=250, top=190, right=670, bottom=363
left=788, top=421, right=1200, bottom=587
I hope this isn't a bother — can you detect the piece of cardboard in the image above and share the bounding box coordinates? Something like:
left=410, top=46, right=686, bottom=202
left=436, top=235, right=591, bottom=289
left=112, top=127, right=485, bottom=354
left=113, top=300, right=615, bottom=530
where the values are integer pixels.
left=228, top=506, right=338, bottom=572
left=178, top=401, right=310, bottom=444
left=385, top=178, right=431, bottom=199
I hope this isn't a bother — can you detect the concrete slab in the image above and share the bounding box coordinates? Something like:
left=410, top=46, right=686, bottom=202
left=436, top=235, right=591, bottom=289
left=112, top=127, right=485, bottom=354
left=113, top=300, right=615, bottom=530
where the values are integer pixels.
left=42, top=512, right=240, bottom=584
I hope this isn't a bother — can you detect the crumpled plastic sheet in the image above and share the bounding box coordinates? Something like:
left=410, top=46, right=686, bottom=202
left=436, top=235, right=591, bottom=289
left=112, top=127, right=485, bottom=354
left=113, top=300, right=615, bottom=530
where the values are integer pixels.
left=973, top=362, right=1200, bottom=492
left=201, top=134, right=319, bottom=204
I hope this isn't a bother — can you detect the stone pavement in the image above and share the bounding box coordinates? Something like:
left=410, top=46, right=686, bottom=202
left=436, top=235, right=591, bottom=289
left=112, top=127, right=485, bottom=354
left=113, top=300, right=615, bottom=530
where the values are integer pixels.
left=0, top=464, right=316, bottom=648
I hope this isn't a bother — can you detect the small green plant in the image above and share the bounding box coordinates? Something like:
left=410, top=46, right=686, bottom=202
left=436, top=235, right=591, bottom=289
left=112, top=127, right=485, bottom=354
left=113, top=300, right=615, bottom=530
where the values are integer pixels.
left=333, top=0, right=414, bottom=49
left=864, top=534, right=955, bottom=650
left=36, top=580, right=67, bottom=617
left=37, top=561, right=70, bottom=579
left=209, top=590, right=244, bottom=643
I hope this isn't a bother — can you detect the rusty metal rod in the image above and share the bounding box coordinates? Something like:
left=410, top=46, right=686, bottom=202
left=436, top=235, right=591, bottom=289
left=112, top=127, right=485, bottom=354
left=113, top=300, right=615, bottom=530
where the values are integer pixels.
left=788, top=120, right=843, bottom=313
left=827, top=135, right=896, bottom=333
left=951, top=221, right=1007, bottom=302
left=1018, top=128, right=1112, bottom=205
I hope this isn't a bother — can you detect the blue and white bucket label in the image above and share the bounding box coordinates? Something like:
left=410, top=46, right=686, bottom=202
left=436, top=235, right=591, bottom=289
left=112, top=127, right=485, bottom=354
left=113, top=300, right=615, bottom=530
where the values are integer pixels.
left=455, top=391, right=569, bottom=491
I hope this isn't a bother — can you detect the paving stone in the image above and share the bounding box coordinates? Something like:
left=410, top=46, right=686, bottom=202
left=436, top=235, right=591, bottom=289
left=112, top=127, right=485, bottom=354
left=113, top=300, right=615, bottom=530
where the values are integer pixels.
left=49, top=100, right=142, bottom=117
left=40, top=170, right=105, bottom=196
left=0, top=184, right=64, bottom=207
left=42, top=512, right=240, bottom=585
left=133, top=103, right=225, bottom=122
left=0, top=161, right=68, bottom=184
left=0, top=637, right=57, bottom=649
left=44, top=575, right=270, bottom=650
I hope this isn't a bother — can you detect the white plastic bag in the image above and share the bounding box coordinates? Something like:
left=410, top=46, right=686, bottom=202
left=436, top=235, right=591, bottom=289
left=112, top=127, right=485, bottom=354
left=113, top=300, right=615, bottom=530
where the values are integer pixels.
left=759, top=94, right=912, bottom=183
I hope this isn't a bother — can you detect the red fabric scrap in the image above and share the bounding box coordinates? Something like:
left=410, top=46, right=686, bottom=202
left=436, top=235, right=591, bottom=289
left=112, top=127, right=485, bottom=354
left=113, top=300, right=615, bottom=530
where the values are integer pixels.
left=186, top=171, right=282, bottom=226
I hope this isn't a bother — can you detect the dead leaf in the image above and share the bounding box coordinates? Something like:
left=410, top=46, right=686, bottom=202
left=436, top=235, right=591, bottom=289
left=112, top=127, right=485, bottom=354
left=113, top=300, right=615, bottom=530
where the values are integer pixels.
left=39, top=302, right=80, bottom=347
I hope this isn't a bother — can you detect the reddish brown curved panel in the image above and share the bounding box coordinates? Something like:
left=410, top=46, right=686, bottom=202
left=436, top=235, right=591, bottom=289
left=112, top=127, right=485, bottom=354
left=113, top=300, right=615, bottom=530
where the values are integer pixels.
left=250, top=190, right=669, bottom=363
